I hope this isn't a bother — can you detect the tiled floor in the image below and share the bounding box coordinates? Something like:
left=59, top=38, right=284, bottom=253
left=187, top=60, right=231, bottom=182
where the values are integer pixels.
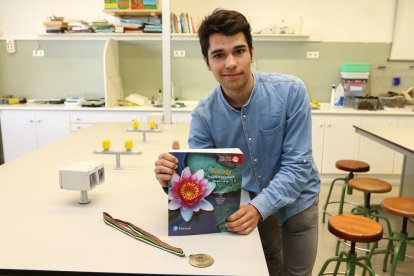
left=312, top=179, right=414, bottom=276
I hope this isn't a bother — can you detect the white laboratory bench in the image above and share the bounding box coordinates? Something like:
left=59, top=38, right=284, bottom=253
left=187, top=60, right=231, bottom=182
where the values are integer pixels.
left=0, top=123, right=268, bottom=275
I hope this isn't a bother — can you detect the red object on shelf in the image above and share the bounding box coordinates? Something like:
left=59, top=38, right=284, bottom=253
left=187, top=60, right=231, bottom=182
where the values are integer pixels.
left=131, top=0, right=144, bottom=9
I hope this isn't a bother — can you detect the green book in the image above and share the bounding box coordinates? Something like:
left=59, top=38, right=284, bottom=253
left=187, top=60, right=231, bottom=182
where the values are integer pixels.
left=168, top=148, right=243, bottom=236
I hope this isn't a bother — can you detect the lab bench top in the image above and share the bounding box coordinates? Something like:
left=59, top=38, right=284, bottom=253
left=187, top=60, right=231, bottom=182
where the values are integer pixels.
left=0, top=102, right=413, bottom=116
left=0, top=123, right=268, bottom=275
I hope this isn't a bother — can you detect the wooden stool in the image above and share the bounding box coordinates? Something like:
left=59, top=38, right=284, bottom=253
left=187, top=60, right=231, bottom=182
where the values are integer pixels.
left=322, top=160, right=370, bottom=223
left=380, top=197, right=414, bottom=275
left=349, top=178, right=392, bottom=218
left=318, top=214, right=383, bottom=276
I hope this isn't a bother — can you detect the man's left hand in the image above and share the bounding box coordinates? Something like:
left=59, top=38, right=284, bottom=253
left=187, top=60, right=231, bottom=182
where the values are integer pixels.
left=226, top=204, right=262, bottom=235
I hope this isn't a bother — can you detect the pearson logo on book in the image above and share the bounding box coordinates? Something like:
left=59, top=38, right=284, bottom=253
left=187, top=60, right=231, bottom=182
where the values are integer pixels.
left=168, top=148, right=243, bottom=236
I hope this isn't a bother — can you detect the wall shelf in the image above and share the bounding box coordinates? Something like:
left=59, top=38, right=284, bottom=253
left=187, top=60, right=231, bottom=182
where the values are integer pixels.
left=37, top=33, right=162, bottom=41
left=253, top=33, right=310, bottom=41
left=171, top=33, right=314, bottom=42
left=102, top=9, right=161, bottom=17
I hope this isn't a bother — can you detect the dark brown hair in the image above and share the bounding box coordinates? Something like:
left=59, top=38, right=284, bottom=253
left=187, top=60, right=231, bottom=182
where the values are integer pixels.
left=197, top=9, right=253, bottom=62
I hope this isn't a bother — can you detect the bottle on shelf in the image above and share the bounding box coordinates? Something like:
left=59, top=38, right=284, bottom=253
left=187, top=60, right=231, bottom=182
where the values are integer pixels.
left=334, top=84, right=344, bottom=107
left=330, top=85, right=336, bottom=107
left=156, top=89, right=162, bottom=106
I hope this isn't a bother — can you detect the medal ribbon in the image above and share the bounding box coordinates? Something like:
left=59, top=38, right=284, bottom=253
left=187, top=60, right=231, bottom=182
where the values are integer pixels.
left=103, top=212, right=185, bottom=257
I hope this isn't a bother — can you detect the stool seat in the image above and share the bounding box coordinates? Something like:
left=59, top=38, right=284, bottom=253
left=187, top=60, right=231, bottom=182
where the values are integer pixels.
left=323, top=159, right=371, bottom=224
left=329, top=214, right=383, bottom=243
left=379, top=197, right=414, bottom=275
left=319, top=214, right=383, bottom=276
left=336, top=160, right=370, bottom=173
left=349, top=178, right=392, bottom=194
left=381, top=197, right=414, bottom=218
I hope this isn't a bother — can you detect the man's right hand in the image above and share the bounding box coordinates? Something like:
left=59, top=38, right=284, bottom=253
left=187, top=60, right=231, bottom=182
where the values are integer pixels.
left=154, top=140, right=180, bottom=187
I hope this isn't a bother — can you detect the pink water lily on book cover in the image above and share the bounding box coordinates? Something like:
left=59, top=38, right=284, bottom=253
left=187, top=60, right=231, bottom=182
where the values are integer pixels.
left=168, top=167, right=216, bottom=222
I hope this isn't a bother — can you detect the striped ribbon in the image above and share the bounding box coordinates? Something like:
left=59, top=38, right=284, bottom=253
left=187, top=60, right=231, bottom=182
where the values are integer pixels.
left=103, top=212, right=185, bottom=257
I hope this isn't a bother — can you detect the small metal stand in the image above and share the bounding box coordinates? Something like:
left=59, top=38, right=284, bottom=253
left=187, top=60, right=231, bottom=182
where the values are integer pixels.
left=126, top=128, right=162, bottom=142
left=79, top=191, right=90, bottom=204
left=93, top=149, right=142, bottom=169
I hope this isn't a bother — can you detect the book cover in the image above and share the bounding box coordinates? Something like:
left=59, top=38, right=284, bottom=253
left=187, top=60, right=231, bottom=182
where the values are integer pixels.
left=168, top=148, right=243, bottom=236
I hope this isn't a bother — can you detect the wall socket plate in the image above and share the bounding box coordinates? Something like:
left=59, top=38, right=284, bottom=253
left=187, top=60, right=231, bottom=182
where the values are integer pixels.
left=306, top=51, right=319, bottom=59
left=6, top=40, right=16, bottom=54
left=173, top=50, right=186, bottom=58
left=32, top=49, right=44, bottom=57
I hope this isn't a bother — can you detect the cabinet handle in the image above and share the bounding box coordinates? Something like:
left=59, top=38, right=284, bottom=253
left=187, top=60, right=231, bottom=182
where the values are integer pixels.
left=29, top=120, right=34, bottom=123
left=76, top=118, right=81, bottom=121
left=326, top=124, right=332, bottom=127
left=37, top=120, right=42, bottom=123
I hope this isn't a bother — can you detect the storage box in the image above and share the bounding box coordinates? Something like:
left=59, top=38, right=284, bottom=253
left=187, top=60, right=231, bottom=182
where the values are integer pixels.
left=117, top=0, right=130, bottom=10
left=104, top=0, right=117, bottom=10
left=353, top=96, right=380, bottom=110
left=341, top=63, right=371, bottom=73
left=143, top=0, right=157, bottom=9
left=341, top=72, right=370, bottom=107
left=379, top=96, right=411, bottom=108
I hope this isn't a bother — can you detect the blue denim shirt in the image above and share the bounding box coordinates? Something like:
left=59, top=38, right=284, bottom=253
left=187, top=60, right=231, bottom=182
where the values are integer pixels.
left=188, top=71, right=320, bottom=223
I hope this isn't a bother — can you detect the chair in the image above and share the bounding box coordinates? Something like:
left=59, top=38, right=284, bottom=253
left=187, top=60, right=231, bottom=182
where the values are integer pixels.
left=318, top=214, right=383, bottom=276
left=380, top=197, right=414, bottom=275
left=322, top=160, right=370, bottom=223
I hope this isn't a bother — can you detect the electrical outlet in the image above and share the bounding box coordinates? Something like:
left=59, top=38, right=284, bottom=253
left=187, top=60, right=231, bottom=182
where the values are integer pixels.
left=173, top=50, right=186, bottom=58
left=32, top=49, right=44, bottom=57
left=6, top=40, right=16, bottom=54
left=306, top=51, right=319, bottom=59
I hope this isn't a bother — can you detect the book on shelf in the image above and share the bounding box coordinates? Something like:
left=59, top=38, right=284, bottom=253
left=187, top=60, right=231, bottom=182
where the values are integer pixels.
left=170, top=12, right=199, bottom=34
left=168, top=148, right=243, bottom=236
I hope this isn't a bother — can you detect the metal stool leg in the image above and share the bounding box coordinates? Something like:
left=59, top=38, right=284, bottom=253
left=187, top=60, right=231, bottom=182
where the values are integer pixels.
left=319, top=241, right=377, bottom=276
left=322, top=177, right=346, bottom=223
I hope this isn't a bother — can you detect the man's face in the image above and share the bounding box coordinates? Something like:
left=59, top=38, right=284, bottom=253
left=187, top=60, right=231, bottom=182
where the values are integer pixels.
left=205, top=32, right=254, bottom=94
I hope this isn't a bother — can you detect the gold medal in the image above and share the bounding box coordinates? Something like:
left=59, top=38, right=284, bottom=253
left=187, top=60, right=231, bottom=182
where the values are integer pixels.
left=189, top=254, right=214, bottom=268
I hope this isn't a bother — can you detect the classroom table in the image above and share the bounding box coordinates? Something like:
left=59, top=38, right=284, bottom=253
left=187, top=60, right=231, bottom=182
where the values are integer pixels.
left=354, top=125, right=414, bottom=198
left=0, top=123, right=268, bottom=275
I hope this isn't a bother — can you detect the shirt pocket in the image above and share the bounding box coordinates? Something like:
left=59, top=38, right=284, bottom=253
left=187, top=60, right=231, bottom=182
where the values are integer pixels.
left=259, top=123, right=285, bottom=157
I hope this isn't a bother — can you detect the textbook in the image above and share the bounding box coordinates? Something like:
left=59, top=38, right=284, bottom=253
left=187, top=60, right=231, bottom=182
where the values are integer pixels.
left=168, top=148, right=243, bottom=236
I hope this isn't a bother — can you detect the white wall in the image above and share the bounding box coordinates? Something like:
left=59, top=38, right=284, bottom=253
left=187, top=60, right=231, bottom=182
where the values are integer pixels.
left=0, top=0, right=396, bottom=42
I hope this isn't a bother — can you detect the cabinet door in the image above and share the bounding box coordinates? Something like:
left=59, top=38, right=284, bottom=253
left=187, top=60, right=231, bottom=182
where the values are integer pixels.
left=311, top=116, right=325, bottom=172
left=393, top=116, right=414, bottom=173
left=1, top=110, right=37, bottom=162
left=36, top=111, right=71, bottom=148
left=321, top=115, right=361, bottom=173
left=172, top=112, right=192, bottom=124
left=359, top=116, right=397, bottom=174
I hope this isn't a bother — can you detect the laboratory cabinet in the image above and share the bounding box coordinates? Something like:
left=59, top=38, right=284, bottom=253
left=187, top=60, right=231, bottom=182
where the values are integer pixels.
left=0, top=110, right=70, bottom=162
left=359, top=116, right=398, bottom=174
left=358, top=115, right=414, bottom=174
left=312, top=115, right=361, bottom=174
left=312, top=112, right=414, bottom=175
left=393, top=117, right=414, bottom=174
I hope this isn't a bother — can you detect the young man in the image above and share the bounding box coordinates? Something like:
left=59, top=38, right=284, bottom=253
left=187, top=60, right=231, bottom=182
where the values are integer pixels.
left=154, top=9, right=320, bottom=276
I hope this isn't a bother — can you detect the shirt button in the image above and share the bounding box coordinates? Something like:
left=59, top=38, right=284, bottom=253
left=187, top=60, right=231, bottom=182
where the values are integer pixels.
left=248, top=137, right=252, bottom=141
left=254, top=159, right=258, bottom=162
left=258, top=175, right=262, bottom=178
left=243, top=114, right=246, bottom=118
